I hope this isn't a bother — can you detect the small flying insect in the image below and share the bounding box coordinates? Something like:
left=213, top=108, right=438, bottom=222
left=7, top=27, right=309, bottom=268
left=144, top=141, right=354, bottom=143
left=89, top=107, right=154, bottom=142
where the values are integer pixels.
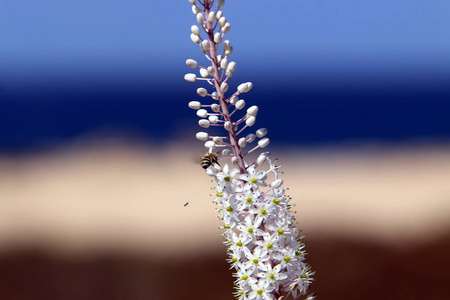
left=184, top=202, right=189, bottom=207
left=200, top=153, right=219, bottom=170
left=305, top=292, right=317, bottom=300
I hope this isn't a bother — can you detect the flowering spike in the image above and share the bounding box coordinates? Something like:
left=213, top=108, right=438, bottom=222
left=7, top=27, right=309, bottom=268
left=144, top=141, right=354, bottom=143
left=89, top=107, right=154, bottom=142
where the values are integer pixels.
left=183, top=1, right=313, bottom=299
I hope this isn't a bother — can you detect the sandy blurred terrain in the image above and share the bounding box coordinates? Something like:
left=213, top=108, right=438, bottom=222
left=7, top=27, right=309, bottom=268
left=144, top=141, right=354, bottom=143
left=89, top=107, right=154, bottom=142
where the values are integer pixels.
left=0, top=139, right=449, bottom=255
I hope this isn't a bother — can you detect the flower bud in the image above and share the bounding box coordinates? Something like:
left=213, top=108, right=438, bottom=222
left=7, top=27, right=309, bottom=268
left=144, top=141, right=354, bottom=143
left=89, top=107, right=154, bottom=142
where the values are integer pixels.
left=224, top=121, right=233, bottom=131
left=258, top=137, right=270, bottom=148
left=231, top=156, right=239, bottom=166
left=214, top=32, right=222, bottom=44
left=247, top=105, right=258, bottom=116
left=211, top=92, right=219, bottom=100
left=227, top=61, right=236, bottom=72
left=218, top=16, right=227, bottom=28
left=270, top=179, right=283, bottom=189
left=199, top=119, right=210, bottom=128
left=220, top=82, right=229, bottom=92
left=200, top=68, right=209, bottom=78
left=208, top=115, right=219, bottom=123
left=188, top=0, right=195, bottom=4
left=204, top=140, right=216, bottom=149
left=235, top=99, right=245, bottom=110
left=225, top=69, right=233, bottom=78
left=222, top=23, right=231, bottom=33
left=237, top=83, right=248, bottom=93
left=217, top=0, right=225, bottom=8
left=197, top=88, right=207, bottom=97
left=202, top=40, right=210, bottom=51
left=196, top=132, right=209, bottom=141
left=213, top=137, right=223, bottom=145
left=192, top=5, right=200, bottom=14
left=246, top=133, right=256, bottom=143
left=190, top=33, right=200, bottom=43
left=220, top=57, right=228, bottom=70
left=222, top=149, right=231, bottom=156
left=184, top=73, right=197, bottom=82
left=246, top=116, right=256, bottom=127
left=229, top=96, right=238, bottom=105
left=186, top=59, right=198, bottom=68
left=188, top=101, right=201, bottom=109
left=225, top=46, right=233, bottom=56
left=223, top=40, right=231, bottom=51
left=191, top=25, right=200, bottom=35
left=246, top=82, right=253, bottom=92
left=256, top=128, right=268, bottom=138
left=207, top=66, right=214, bottom=76
left=196, top=109, right=208, bottom=118
left=196, top=13, right=205, bottom=24
left=238, top=137, right=247, bottom=148
left=216, top=10, right=223, bottom=20
left=199, top=43, right=206, bottom=53
left=208, top=11, right=216, bottom=22
left=256, top=154, right=267, bottom=166
left=211, top=104, right=221, bottom=112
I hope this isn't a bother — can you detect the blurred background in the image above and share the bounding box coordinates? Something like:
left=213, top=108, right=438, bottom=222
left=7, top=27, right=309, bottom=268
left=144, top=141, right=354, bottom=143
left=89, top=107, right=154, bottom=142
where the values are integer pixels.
left=1, top=0, right=450, bottom=299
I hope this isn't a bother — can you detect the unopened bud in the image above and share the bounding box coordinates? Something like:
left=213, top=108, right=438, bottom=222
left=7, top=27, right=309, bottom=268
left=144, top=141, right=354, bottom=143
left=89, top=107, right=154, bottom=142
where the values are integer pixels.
left=218, top=16, right=227, bottom=28
left=192, top=5, right=200, bottom=14
left=190, top=33, right=200, bottom=43
left=188, top=101, right=201, bottom=109
left=256, top=128, right=268, bottom=138
left=246, top=82, right=253, bottom=92
left=220, top=82, right=229, bottom=92
left=229, top=96, right=238, bottom=105
left=188, top=0, right=195, bottom=4
left=258, top=138, right=270, bottom=148
left=246, top=116, right=256, bottom=127
left=208, top=11, right=216, bottom=22
left=231, top=156, right=239, bottom=166
left=211, top=92, right=219, bottom=100
left=207, top=66, right=214, bottom=76
left=208, top=115, right=219, bottom=123
left=256, top=155, right=267, bottom=166
left=204, top=141, right=216, bottom=149
left=238, top=138, right=247, bottom=148
left=216, top=10, right=223, bottom=20
left=222, top=149, right=231, bottom=156
left=184, top=73, right=197, bottom=82
left=222, top=23, right=231, bottom=33
left=225, top=46, right=233, bottom=56
left=196, top=109, right=208, bottom=118
left=246, top=133, right=256, bottom=143
left=224, top=121, right=233, bottom=131
left=217, top=0, right=225, bottom=8
left=227, top=61, right=236, bottom=72
left=196, top=132, right=209, bottom=141
left=211, top=104, right=221, bottom=112
left=196, top=13, right=205, bottom=24
left=214, top=32, right=222, bottom=44
left=247, top=105, right=258, bottom=116
left=238, top=83, right=248, bottom=93
left=200, top=68, right=209, bottom=78
left=191, top=25, right=200, bottom=35
left=197, top=88, right=207, bottom=97
left=199, top=119, right=210, bottom=128
left=186, top=59, right=198, bottom=68
left=220, top=57, right=228, bottom=69
left=223, top=40, right=231, bottom=51
left=202, top=40, right=210, bottom=51
left=213, top=137, right=223, bottom=145
left=270, top=179, right=283, bottom=189
left=235, top=99, right=245, bottom=110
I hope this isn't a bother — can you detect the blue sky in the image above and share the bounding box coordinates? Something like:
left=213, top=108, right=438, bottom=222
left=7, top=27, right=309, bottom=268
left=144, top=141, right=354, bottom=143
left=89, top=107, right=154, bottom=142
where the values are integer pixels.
left=1, top=0, right=449, bottom=82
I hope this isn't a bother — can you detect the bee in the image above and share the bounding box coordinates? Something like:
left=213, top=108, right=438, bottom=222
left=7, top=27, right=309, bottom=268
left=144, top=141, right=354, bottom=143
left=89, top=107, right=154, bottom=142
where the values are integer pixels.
left=201, top=153, right=219, bottom=170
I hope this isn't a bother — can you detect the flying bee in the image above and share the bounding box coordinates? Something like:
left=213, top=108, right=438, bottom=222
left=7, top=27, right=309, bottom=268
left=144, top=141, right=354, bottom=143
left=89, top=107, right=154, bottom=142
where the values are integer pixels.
left=200, top=153, right=219, bottom=170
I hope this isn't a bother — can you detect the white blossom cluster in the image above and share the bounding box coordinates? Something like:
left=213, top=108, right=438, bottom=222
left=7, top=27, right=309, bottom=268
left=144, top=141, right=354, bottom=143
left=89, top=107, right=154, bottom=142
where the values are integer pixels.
left=183, top=1, right=314, bottom=299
